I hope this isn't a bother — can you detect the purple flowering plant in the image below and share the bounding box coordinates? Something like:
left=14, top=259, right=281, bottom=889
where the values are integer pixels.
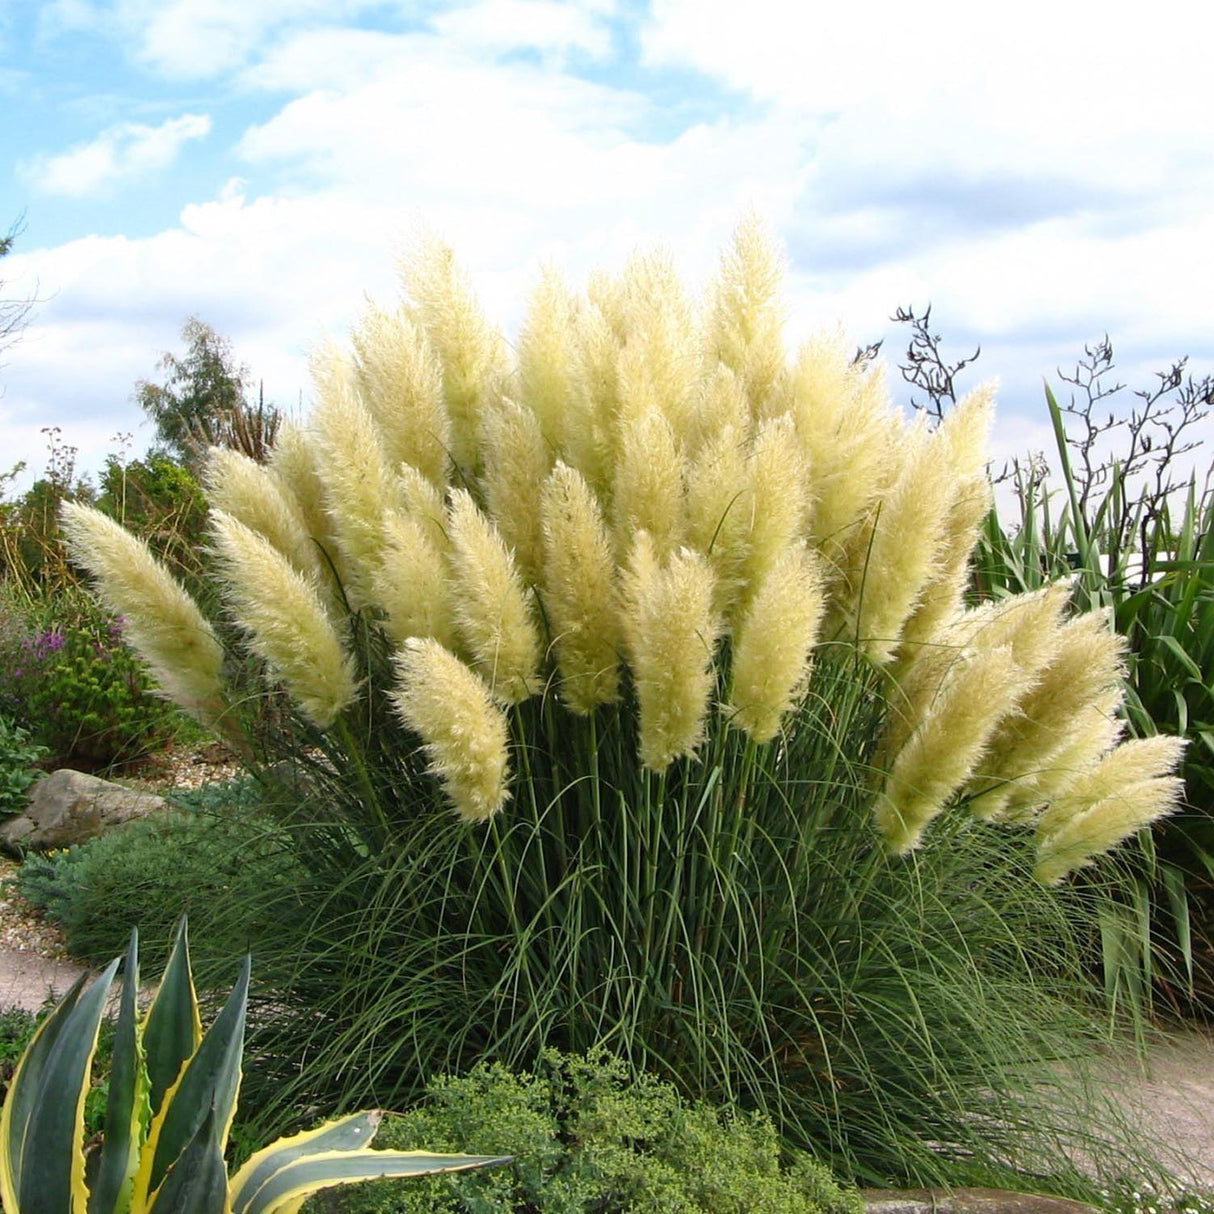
left=0, top=590, right=176, bottom=767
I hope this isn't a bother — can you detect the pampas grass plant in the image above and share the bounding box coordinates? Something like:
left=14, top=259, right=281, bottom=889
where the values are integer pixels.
left=60, top=224, right=1186, bottom=1192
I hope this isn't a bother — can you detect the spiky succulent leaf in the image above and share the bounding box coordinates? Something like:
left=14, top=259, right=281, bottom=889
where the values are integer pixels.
left=1, top=958, right=120, bottom=1214
left=89, top=930, right=149, bottom=1214
left=142, top=917, right=202, bottom=1118
left=234, top=1148, right=512, bottom=1214
left=145, top=1107, right=229, bottom=1214
left=132, top=955, right=249, bottom=1207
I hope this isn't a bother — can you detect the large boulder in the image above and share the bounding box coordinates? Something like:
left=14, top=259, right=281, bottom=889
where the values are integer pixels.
left=0, top=769, right=166, bottom=854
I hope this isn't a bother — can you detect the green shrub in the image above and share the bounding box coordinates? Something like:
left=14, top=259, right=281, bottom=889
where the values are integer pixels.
left=305, top=1050, right=861, bottom=1214
left=14, top=777, right=299, bottom=968
left=0, top=714, right=46, bottom=816
left=0, top=586, right=179, bottom=767
left=94, top=451, right=209, bottom=591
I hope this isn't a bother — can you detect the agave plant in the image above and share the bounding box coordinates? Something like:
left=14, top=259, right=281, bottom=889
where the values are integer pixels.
left=0, top=920, right=507, bottom=1213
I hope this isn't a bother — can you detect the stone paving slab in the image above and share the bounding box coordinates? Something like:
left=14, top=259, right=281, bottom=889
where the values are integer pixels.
left=0, top=947, right=87, bottom=1013
left=862, top=1190, right=1096, bottom=1213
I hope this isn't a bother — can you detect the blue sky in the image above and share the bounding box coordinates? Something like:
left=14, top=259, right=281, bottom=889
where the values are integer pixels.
left=2, top=0, right=1212, bottom=494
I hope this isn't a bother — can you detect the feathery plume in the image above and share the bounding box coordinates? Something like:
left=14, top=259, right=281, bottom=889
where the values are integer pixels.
left=727, top=543, right=825, bottom=742
left=392, top=638, right=511, bottom=823
left=622, top=535, right=720, bottom=770
left=705, top=215, right=786, bottom=415
left=937, top=383, right=997, bottom=482
left=311, top=352, right=399, bottom=598
left=784, top=334, right=893, bottom=567
left=682, top=364, right=749, bottom=457
left=59, top=502, right=226, bottom=725
left=1012, top=702, right=1124, bottom=815
left=849, top=416, right=955, bottom=663
left=875, top=643, right=1028, bottom=854
left=397, top=463, right=450, bottom=549
left=948, top=580, right=1072, bottom=680
left=567, top=298, right=621, bottom=497
left=618, top=251, right=700, bottom=441
left=350, top=301, right=451, bottom=487
left=209, top=511, right=357, bottom=728
left=482, top=397, right=552, bottom=585
left=1034, top=736, right=1187, bottom=884
left=967, top=609, right=1126, bottom=817
left=401, top=236, right=508, bottom=470
left=446, top=489, right=542, bottom=704
left=204, top=446, right=326, bottom=588
left=540, top=463, right=622, bottom=713
left=373, top=510, right=457, bottom=650
left=613, top=408, right=685, bottom=559
left=738, top=413, right=810, bottom=612
left=892, top=478, right=991, bottom=671
left=685, top=422, right=751, bottom=618
left=269, top=422, right=342, bottom=564
left=517, top=266, right=579, bottom=454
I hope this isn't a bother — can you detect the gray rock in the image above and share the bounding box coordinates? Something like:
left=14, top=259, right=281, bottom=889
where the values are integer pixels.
left=861, top=1191, right=1096, bottom=1213
left=0, top=768, right=166, bottom=854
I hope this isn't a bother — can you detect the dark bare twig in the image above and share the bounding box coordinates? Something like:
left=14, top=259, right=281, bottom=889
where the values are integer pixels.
left=891, top=303, right=981, bottom=423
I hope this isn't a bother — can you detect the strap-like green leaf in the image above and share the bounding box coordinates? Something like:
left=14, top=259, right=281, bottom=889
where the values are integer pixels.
left=145, top=954, right=250, bottom=1198
left=229, top=1111, right=382, bottom=1213
left=143, top=918, right=202, bottom=1119
left=237, top=1149, right=512, bottom=1214
left=13, top=958, right=121, bottom=1214
left=146, top=1106, right=230, bottom=1214
left=90, top=930, right=149, bottom=1214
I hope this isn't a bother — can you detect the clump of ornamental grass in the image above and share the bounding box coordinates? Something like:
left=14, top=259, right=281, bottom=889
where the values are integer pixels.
left=60, top=222, right=1183, bottom=1191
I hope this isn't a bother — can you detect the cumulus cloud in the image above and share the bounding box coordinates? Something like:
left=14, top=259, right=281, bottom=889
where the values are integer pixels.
left=4, top=0, right=1211, bottom=502
left=36, top=0, right=360, bottom=78
left=20, top=112, right=212, bottom=197
left=430, top=0, right=614, bottom=60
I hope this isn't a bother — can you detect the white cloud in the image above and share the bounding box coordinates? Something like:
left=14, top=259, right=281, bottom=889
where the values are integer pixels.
left=5, top=1, right=1211, bottom=503
left=430, top=0, right=613, bottom=59
left=20, top=112, right=212, bottom=198
left=642, top=1, right=1214, bottom=203
left=37, top=0, right=370, bottom=78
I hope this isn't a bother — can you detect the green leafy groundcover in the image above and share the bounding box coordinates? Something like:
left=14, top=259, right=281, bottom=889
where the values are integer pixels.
left=304, top=1049, right=861, bottom=1214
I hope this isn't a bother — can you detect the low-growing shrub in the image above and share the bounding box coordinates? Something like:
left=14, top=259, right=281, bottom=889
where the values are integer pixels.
left=0, top=586, right=180, bottom=768
left=306, top=1049, right=861, bottom=1214
left=15, top=777, right=297, bottom=967
left=0, top=715, right=46, bottom=817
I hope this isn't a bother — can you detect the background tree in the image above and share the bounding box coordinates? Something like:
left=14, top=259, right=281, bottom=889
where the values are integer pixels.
left=1, top=215, right=37, bottom=383
left=136, top=317, right=281, bottom=466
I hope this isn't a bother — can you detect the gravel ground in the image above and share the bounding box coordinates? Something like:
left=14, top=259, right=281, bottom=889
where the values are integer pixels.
left=0, top=744, right=243, bottom=1010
